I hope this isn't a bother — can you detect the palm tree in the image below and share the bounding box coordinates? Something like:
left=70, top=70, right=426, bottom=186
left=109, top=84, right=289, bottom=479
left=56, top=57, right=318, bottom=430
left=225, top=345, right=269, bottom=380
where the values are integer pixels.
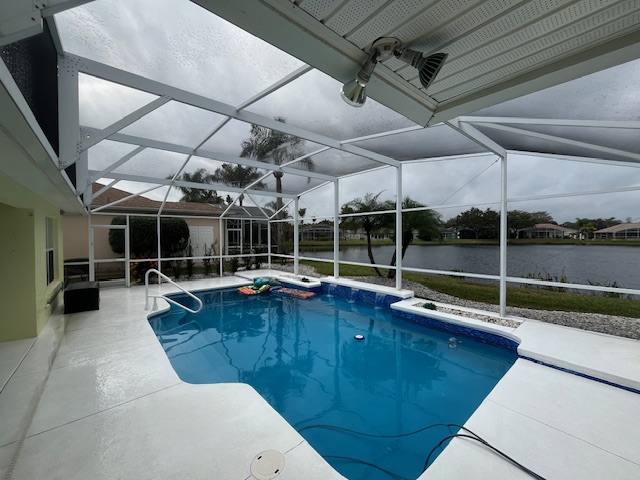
left=240, top=117, right=314, bottom=242
left=341, top=192, right=389, bottom=277
left=382, top=197, right=442, bottom=279
left=173, top=168, right=223, bottom=203
left=212, top=163, right=264, bottom=206
left=240, top=117, right=314, bottom=212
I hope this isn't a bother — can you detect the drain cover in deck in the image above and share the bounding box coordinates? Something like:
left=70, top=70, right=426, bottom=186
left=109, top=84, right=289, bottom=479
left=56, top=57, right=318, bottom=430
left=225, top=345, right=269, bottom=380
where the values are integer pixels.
left=250, top=450, right=285, bottom=479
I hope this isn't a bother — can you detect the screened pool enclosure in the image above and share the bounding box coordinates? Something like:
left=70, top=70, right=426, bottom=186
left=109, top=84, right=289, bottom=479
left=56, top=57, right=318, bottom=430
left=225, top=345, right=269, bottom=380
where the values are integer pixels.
left=30, top=0, right=640, bottom=315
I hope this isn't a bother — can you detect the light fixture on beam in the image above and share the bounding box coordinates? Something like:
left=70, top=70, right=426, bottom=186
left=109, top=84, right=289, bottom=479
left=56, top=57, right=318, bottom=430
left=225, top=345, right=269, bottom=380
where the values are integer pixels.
left=340, top=37, right=448, bottom=107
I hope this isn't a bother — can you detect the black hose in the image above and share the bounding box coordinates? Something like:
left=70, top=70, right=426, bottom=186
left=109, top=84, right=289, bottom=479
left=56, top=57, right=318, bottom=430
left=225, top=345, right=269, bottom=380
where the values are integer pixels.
left=299, top=422, right=547, bottom=480
left=422, top=432, right=546, bottom=480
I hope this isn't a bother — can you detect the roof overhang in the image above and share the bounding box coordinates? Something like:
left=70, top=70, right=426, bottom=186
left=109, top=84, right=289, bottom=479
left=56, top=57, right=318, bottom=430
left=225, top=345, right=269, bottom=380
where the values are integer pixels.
left=195, top=0, right=640, bottom=127
left=0, top=58, right=83, bottom=213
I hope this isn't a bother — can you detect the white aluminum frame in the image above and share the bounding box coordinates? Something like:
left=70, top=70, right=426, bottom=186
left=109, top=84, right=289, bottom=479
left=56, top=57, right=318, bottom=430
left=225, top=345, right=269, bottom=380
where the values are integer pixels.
left=52, top=42, right=640, bottom=315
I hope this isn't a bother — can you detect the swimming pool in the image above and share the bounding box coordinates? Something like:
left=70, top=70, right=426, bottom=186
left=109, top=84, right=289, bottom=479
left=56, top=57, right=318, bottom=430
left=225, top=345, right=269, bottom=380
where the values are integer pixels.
left=149, top=285, right=516, bottom=479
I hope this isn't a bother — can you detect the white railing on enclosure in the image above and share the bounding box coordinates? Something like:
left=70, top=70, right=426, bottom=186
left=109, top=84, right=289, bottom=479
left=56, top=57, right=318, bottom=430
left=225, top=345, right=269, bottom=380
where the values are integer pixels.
left=144, top=268, right=203, bottom=314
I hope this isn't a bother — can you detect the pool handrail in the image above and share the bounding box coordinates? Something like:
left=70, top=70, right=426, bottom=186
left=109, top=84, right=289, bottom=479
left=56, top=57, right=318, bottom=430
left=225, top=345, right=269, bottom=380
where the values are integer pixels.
left=144, top=268, right=203, bottom=314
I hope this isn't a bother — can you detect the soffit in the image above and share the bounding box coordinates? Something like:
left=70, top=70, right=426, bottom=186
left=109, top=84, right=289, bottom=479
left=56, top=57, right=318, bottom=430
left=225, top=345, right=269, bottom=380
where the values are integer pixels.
left=195, top=0, right=640, bottom=126
left=0, top=69, right=84, bottom=213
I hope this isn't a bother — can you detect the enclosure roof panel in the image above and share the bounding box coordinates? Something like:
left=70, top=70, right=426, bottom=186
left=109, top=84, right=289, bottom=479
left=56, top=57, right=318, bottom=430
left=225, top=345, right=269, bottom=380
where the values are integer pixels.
left=19, top=0, right=637, bottom=206
left=352, top=124, right=487, bottom=161
left=55, top=0, right=306, bottom=106
left=90, top=184, right=227, bottom=216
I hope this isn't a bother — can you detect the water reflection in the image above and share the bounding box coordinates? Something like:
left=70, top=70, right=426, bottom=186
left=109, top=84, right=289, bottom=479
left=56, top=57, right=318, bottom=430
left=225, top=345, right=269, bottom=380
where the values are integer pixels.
left=151, top=289, right=515, bottom=480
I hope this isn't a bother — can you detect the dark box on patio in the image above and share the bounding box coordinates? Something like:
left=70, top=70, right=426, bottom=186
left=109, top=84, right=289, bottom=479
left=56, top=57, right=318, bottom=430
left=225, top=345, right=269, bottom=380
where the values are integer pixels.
left=64, top=281, right=100, bottom=313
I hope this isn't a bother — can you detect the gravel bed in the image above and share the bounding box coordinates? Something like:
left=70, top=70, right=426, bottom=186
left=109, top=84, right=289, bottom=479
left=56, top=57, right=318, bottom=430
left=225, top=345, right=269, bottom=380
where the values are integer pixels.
left=414, top=303, right=521, bottom=329
left=275, top=265, right=640, bottom=340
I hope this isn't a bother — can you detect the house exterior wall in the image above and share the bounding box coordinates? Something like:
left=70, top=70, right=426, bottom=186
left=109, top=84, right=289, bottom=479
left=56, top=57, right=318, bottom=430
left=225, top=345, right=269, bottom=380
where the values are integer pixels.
left=63, top=214, right=224, bottom=262
left=0, top=174, right=63, bottom=341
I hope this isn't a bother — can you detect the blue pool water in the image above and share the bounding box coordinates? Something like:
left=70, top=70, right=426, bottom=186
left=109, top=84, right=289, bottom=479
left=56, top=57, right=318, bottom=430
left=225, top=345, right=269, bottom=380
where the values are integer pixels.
left=149, top=288, right=516, bottom=479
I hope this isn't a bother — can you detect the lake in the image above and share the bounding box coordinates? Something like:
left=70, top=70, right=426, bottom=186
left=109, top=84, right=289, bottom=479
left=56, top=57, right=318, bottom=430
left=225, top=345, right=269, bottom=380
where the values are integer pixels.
left=300, top=244, right=640, bottom=290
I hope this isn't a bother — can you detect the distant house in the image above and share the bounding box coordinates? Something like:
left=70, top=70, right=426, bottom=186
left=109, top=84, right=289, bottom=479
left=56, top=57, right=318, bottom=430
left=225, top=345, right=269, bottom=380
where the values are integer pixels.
left=343, top=228, right=394, bottom=241
left=519, top=223, right=577, bottom=239
left=300, top=223, right=334, bottom=241
left=594, top=223, right=640, bottom=240
left=63, top=185, right=271, bottom=281
left=439, top=228, right=458, bottom=240
left=64, top=185, right=228, bottom=262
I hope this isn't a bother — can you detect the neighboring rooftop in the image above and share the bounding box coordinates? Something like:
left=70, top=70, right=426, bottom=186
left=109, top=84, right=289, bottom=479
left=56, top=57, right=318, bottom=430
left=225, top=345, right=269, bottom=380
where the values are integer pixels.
left=594, top=223, right=640, bottom=233
left=90, top=184, right=271, bottom=218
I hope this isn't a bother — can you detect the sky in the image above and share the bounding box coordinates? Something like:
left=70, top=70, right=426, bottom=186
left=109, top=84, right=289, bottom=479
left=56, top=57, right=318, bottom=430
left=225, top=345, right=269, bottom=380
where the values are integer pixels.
left=56, top=0, right=640, bottom=225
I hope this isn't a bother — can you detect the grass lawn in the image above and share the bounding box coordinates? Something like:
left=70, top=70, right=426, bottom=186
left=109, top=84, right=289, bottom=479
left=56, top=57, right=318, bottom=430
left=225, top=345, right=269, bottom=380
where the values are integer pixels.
left=301, top=260, right=640, bottom=319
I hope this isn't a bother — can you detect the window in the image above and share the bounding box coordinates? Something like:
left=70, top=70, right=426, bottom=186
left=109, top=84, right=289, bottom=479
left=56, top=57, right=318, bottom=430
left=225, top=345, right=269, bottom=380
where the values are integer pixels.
left=46, top=217, right=55, bottom=284
left=227, top=219, right=242, bottom=249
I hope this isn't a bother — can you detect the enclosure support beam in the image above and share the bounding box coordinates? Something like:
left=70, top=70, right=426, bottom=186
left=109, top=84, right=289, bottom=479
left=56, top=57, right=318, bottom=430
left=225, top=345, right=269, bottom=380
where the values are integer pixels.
left=125, top=215, right=131, bottom=287
left=219, top=220, right=224, bottom=277
left=88, top=212, right=94, bottom=282
left=446, top=118, right=506, bottom=158
left=58, top=56, right=79, bottom=167
left=94, top=171, right=296, bottom=199
left=88, top=146, right=147, bottom=188
left=157, top=216, right=162, bottom=282
left=90, top=184, right=163, bottom=213
left=477, top=122, right=640, bottom=163
left=80, top=97, right=170, bottom=151
left=499, top=153, right=508, bottom=317
left=70, top=54, right=400, bottom=167
left=294, top=197, right=299, bottom=275
left=395, top=164, right=403, bottom=290
left=334, top=180, right=340, bottom=279
left=267, top=218, right=272, bottom=271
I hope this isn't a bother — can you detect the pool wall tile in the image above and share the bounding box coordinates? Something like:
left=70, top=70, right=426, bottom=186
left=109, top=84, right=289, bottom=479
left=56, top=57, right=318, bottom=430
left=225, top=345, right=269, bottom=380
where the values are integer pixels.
left=393, top=308, right=520, bottom=352
left=279, top=281, right=322, bottom=293
left=320, top=283, right=403, bottom=308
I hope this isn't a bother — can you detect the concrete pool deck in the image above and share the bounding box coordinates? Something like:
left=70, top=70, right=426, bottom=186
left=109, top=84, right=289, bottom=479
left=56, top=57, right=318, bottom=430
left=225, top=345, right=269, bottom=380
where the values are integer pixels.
left=1, top=274, right=639, bottom=479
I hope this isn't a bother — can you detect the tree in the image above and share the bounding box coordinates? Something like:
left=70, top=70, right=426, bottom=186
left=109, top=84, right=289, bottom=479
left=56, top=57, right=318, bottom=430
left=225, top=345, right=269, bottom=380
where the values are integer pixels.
left=482, top=208, right=500, bottom=239
left=381, top=197, right=442, bottom=279
left=341, top=192, right=389, bottom=276
left=173, top=168, right=223, bottom=203
left=530, top=211, right=555, bottom=225
left=451, top=207, right=488, bottom=239
left=507, top=210, right=535, bottom=238
left=240, top=117, right=314, bottom=244
left=212, top=163, right=264, bottom=206
left=240, top=117, right=314, bottom=213
left=562, top=217, right=621, bottom=238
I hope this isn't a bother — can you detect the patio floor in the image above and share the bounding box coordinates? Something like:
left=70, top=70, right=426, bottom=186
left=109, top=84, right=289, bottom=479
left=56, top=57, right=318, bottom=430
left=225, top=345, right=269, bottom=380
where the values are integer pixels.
left=1, top=274, right=639, bottom=479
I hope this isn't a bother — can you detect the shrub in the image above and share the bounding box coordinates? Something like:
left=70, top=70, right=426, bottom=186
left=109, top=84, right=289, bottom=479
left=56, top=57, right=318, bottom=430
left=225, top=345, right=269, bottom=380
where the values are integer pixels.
left=171, top=238, right=187, bottom=279
left=229, top=256, right=240, bottom=273
left=203, top=244, right=212, bottom=276
left=129, top=260, right=158, bottom=283
left=185, top=241, right=194, bottom=279
left=109, top=216, right=189, bottom=259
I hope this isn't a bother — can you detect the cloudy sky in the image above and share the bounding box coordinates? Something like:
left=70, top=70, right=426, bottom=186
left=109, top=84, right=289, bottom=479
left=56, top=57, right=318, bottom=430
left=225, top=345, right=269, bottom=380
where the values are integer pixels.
left=56, top=0, right=640, bottom=225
